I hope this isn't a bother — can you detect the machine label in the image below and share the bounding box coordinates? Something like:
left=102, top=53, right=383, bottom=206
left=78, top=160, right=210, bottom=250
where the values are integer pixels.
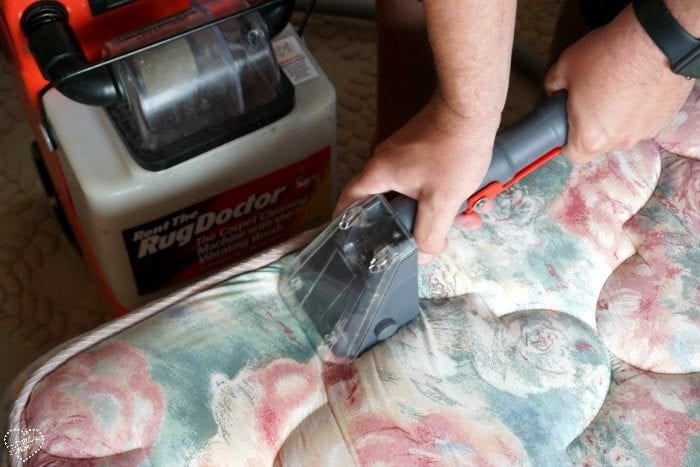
left=273, top=35, right=319, bottom=85
left=122, top=147, right=332, bottom=295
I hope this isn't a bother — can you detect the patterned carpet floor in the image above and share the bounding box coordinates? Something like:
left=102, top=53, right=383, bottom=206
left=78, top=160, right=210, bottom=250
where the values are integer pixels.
left=0, top=4, right=562, bottom=399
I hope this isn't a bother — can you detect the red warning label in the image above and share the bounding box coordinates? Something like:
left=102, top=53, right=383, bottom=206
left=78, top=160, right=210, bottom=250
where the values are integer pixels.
left=122, top=147, right=332, bottom=295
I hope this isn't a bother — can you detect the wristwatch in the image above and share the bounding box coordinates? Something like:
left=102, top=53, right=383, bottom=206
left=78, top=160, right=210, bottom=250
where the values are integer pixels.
left=632, top=0, right=700, bottom=79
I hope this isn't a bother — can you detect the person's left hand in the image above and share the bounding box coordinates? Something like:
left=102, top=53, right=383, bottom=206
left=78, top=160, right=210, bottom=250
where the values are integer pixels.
left=544, top=5, right=695, bottom=164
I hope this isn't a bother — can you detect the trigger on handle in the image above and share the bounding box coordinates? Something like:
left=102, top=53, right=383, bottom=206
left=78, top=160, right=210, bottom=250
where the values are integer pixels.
left=462, top=147, right=562, bottom=215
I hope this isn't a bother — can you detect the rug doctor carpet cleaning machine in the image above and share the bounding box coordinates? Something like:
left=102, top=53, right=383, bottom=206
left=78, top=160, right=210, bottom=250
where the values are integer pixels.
left=0, top=0, right=337, bottom=313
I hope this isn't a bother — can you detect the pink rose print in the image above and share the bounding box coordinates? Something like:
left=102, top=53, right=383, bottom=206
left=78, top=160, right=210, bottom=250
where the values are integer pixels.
left=192, top=358, right=323, bottom=466
left=598, top=281, right=672, bottom=370
left=425, top=271, right=455, bottom=299
left=323, top=362, right=363, bottom=408
left=349, top=412, right=526, bottom=466
left=597, top=245, right=698, bottom=373
left=551, top=148, right=659, bottom=260
left=655, top=154, right=699, bottom=233
left=22, top=340, right=164, bottom=465
left=597, top=154, right=699, bottom=373
left=255, top=359, right=321, bottom=445
left=572, top=375, right=699, bottom=467
left=631, top=382, right=698, bottom=467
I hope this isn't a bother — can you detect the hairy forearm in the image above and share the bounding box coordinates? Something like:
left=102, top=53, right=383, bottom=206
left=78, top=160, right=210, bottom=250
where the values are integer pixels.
left=422, top=0, right=517, bottom=127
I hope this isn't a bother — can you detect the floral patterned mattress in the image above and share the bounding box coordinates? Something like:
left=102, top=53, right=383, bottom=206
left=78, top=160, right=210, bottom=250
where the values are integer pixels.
left=3, top=85, right=698, bottom=466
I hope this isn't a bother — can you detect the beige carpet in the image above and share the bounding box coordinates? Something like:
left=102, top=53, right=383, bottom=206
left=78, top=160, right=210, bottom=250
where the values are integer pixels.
left=0, top=4, right=562, bottom=399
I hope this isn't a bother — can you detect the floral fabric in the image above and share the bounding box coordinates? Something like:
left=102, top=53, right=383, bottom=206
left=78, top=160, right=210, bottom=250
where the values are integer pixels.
left=6, top=85, right=699, bottom=466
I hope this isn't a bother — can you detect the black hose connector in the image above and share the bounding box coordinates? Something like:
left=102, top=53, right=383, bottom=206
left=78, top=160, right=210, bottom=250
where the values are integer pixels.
left=21, top=1, right=121, bottom=106
left=259, top=0, right=295, bottom=37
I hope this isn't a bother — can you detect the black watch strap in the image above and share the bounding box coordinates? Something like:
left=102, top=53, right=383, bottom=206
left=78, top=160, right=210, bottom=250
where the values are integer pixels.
left=633, top=0, right=700, bottom=78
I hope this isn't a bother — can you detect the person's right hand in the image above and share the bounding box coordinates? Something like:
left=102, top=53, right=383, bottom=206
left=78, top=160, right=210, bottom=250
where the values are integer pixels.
left=334, top=92, right=499, bottom=265
left=545, top=4, right=695, bottom=164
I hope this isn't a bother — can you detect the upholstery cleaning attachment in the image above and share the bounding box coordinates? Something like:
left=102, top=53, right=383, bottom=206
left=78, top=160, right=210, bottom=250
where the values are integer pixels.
left=280, top=91, right=569, bottom=361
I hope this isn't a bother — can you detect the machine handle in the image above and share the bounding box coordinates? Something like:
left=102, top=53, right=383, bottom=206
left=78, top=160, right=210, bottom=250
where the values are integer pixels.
left=389, top=90, right=568, bottom=231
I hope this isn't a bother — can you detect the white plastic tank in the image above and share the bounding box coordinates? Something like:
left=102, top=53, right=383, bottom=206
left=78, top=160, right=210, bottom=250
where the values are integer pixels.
left=43, top=24, right=337, bottom=310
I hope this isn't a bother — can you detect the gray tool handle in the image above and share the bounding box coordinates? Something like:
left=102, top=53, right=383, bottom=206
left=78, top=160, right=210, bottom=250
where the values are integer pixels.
left=390, top=90, right=568, bottom=232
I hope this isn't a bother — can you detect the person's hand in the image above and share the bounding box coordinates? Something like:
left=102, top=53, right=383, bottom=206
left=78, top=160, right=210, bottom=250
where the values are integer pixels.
left=334, top=92, right=498, bottom=265
left=545, top=5, right=694, bottom=164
